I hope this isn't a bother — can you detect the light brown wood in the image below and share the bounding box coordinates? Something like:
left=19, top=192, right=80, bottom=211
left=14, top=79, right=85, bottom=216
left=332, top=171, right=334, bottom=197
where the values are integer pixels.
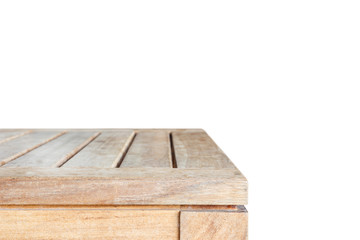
left=180, top=207, right=248, bottom=240
left=0, top=205, right=237, bottom=210
left=172, top=131, right=236, bottom=168
left=0, top=208, right=179, bottom=240
left=3, top=131, right=98, bottom=167
left=0, top=129, right=248, bottom=239
left=0, top=205, right=182, bottom=210
left=0, top=131, right=65, bottom=166
left=63, top=130, right=135, bottom=168
left=180, top=205, right=238, bottom=210
left=0, top=129, right=248, bottom=205
left=120, top=131, right=172, bottom=167
left=0, top=168, right=247, bottom=205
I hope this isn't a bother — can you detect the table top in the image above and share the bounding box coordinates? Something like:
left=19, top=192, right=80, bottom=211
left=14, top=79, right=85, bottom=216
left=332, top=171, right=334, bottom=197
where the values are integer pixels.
left=0, top=129, right=247, bottom=205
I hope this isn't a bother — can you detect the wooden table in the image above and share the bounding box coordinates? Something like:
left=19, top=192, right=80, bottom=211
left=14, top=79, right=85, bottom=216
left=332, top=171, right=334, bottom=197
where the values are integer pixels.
left=0, top=129, right=248, bottom=240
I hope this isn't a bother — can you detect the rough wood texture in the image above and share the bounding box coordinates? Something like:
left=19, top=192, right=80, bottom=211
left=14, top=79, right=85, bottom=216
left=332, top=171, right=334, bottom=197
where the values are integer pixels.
left=0, top=208, right=179, bottom=240
left=180, top=207, right=248, bottom=240
left=0, top=129, right=247, bottom=205
left=3, top=131, right=98, bottom=167
left=0, top=168, right=247, bottom=205
left=63, top=130, right=134, bottom=168
left=0, top=131, right=65, bottom=166
left=120, top=131, right=172, bottom=167
left=54, top=132, right=101, bottom=167
left=0, top=205, right=247, bottom=240
left=0, top=130, right=31, bottom=145
left=172, top=131, right=236, bottom=168
left=0, top=129, right=248, bottom=239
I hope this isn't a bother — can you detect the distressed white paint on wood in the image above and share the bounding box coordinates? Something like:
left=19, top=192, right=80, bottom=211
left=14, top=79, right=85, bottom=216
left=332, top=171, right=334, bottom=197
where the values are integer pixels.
left=63, top=130, right=134, bottom=168
left=172, top=131, right=235, bottom=169
left=0, top=131, right=65, bottom=167
left=120, top=131, right=172, bottom=168
left=3, top=132, right=98, bottom=168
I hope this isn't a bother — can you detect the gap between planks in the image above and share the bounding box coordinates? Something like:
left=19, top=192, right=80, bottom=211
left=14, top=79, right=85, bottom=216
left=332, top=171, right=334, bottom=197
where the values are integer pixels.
left=1, top=130, right=180, bottom=169
left=54, top=132, right=101, bottom=167
left=115, top=131, right=178, bottom=168
left=0, top=131, right=66, bottom=167
left=111, top=131, right=137, bottom=168
left=0, top=130, right=32, bottom=145
left=169, top=132, right=178, bottom=168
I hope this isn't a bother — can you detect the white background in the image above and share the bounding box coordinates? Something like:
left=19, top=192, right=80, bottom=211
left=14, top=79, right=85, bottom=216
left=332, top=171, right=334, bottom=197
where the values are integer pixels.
left=1, top=1, right=360, bottom=239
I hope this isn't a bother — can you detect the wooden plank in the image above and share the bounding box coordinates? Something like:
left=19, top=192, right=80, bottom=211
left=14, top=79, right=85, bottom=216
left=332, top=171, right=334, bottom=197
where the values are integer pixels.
left=180, top=207, right=248, bottom=240
left=0, top=208, right=179, bottom=240
left=6, top=128, right=202, bottom=132
left=0, top=131, right=66, bottom=167
left=0, top=205, right=234, bottom=210
left=172, top=131, right=236, bottom=169
left=3, top=131, right=99, bottom=168
left=63, top=130, right=135, bottom=168
left=120, top=131, right=172, bottom=168
left=180, top=205, right=238, bottom=211
left=0, top=205, right=181, bottom=210
left=0, top=130, right=31, bottom=145
left=0, top=168, right=248, bottom=205
left=54, top=132, right=101, bottom=167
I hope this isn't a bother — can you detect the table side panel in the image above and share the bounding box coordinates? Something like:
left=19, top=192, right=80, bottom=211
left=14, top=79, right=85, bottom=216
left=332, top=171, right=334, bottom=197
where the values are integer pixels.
left=180, top=207, right=248, bottom=240
left=0, top=168, right=247, bottom=205
left=0, top=208, right=179, bottom=240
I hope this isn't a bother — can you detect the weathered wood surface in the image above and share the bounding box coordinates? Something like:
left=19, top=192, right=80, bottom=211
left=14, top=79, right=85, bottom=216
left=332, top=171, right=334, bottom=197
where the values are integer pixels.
left=172, top=131, right=235, bottom=169
left=0, top=129, right=248, bottom=205
left=121, top=131, right=172, bottom=167
left=0, top=205, right=247, bottom=240
left=1, top=205, right=237, bottom=210
left=3, top=131, right=98, bottom=168
left=0, top=129, right=248, bottom=239
left=0, top=131, right=65, bottom=167
left=0, top=130, right=31, bottom=145
left=180, top=206, right=248, bottom=240
left=63, top=130, right=134, bottom=168
left=0, top=168, right=247, bottom=205
left=0, top=208, right=179, bottom=240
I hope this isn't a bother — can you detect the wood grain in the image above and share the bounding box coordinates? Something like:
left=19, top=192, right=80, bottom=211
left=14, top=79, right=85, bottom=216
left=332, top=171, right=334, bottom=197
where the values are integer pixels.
left=63, top=130, right=134, bottom=168
left=180, top=208, right=248, bottom=240
left=0, top=168, right=247, bottom=205
left=172, top=131, right=236, bottom=169
left=0, top=131, right=65, bottom=167
left=0, top=130, right=31, bottom=145
left=0, top=209, right=179, bottom=240
left=0, top=129, right=248, bottom=239
left=3, top=131, right=98, bottom=168
left=120, top=131, right=172, bottom=167
left=54, top=132, right=101, bottom=167
left=0, top=129, right=248, bottom=205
